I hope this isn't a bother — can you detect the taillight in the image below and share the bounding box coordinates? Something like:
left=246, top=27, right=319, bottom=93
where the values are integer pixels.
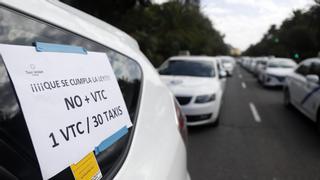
left=174, top=99, right=188, bottom=145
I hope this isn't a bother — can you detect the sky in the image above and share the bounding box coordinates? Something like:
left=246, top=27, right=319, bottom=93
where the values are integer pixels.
left=201, top=0, right=315, bottom=51
left=154, top=0, right=316, bottom=51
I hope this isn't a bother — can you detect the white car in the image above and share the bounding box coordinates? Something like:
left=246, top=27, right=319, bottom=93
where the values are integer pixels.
left=284, top=58, right=320, bottom=129
left=158, top=56, right=226, bottom=126
left=248, top=58, right=258, bottom=73
left=258, top=58, right=297, bottom=87
left=252, top=57, right=268, bottom=76
left=219, top=57, right=235, bottom=76
left=0, top=1, right=190, bottom=180
left=242, top=57, right=254, bottom=71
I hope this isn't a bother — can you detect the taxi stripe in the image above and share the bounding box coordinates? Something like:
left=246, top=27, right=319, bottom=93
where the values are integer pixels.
left=301, top=86, right=320, bottom=105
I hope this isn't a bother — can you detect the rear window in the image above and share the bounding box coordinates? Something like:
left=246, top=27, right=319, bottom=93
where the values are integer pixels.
left=222, top=59, right=232, bottom=63
left=257, top=61, right=267, bottom=65
left=0, top=6, right=142, bottom=179
left=159, top=60, right=215, bottom=77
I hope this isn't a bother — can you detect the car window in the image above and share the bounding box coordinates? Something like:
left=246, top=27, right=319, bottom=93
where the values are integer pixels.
left=159, top=60, right=215, bottom=77
left=0, top=6, right=142, bottom=179
left=309, top=62, right=320, bottom=77
left=257, top=61, right=267, bottom=67
left=222, top=59, right=232, bottom=64
left=295, top=62, right=311, bottom=76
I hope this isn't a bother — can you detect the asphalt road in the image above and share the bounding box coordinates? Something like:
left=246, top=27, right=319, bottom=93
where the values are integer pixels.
left=188, top=65, right=320, bottom=180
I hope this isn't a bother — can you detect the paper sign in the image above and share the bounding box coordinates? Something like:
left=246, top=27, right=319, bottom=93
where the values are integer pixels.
left=71, top=152, right=102, bottom=180
left=0, top=44, right=132, bottom=179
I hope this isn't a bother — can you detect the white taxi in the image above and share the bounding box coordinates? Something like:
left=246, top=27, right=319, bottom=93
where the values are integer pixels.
left=159, top=56, right=226, bottom=126
left=217, top=56, right=235, bottom=76
left=284, top=58, right=320, bottom=129
left=258, top=58, right=297, bottom=87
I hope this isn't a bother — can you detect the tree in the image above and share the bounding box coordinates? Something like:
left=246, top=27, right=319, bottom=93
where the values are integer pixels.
left=244, top=5, right=320, bottom=62
left=62, top=0, right=151, bottom=26
left=62, top=0, right=229, bottom=66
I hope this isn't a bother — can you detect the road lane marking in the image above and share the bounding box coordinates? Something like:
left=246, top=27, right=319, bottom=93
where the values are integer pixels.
left=249, top=102, right=261, bottom=123
left=241, top=82, right=246, bottom=89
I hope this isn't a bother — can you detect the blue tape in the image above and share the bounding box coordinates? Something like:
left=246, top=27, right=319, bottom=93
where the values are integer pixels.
left=94, top=126, right=128, bottom=155
left=301, top=86, right=320, bottom=105
left=35, top=42, right=87, bottom=54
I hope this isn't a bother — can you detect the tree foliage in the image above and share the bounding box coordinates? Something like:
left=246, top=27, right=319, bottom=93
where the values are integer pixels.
left=244, top=2, right=320, bottom=62
left=62, top=0, right=229, bottom=66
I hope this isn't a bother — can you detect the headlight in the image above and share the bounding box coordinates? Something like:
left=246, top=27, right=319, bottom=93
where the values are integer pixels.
left=195, top=94, right=216, bottom=103
left=265, top=73, right=276, bottom=82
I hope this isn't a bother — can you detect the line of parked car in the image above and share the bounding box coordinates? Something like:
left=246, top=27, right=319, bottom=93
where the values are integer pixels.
left=239, top=56, right=320, bottom=131
left=240, top=56, right=298, bottom=87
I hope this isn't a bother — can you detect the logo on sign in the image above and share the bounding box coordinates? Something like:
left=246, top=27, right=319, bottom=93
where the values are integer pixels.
left=25, top=64, right=44, bottom=76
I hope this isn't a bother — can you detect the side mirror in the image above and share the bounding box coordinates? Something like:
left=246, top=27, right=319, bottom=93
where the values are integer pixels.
left=306, top=74, right=319, bottom=84
left=219, top=71, right=227, bottom=79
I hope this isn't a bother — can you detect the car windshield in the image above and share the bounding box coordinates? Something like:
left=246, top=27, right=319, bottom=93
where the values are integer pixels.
left=222, top=59, right=232, bottom=64
left=159, top=60, right=215, bottom=77
left=257, top=61, right=267, bottom=65
left=268, top=60, right=296, bottom=68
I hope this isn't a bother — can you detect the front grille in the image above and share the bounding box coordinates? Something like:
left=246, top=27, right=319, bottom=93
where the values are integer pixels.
left=276, top=76, right=286, bottom=82
left=269, top=75, right=286, bottom=82
left=186, top=113, right=212, bottom=122
left=176, top=96, right=192, bottom=105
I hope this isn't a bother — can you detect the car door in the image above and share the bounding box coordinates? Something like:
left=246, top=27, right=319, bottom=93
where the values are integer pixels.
left=258, top=62, right=268, bottom=82
left=289, top=61, right=311, bottom=105
left=216, top=60, right=226, bottom=91
left=301, top=62, right=320, bottom=118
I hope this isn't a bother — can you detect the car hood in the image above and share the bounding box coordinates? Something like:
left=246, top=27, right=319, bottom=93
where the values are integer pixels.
left=266, top=68, right=294, bottom=76
left=160, top=75, right=220, bottom=96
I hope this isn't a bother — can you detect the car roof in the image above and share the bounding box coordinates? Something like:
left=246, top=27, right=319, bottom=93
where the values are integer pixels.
left=303, top=57, right=320, bottom=64
left=215, top=56, right=234, bottom=60
left=269, top=58, right=295, bottom=63
left=168, top=55, right=218, bottom=62
left=0, top=0, right=145, bottom=62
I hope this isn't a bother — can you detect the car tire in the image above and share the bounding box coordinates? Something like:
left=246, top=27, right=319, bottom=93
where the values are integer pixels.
left=262, top=77, right=267, bottom=87
left=210, top=117, right=220, bottom=127
left=283, top=88, right=292, bottom=108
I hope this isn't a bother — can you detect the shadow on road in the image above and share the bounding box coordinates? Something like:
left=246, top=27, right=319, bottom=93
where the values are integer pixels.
left=187, top=125, right=216, bottom=135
